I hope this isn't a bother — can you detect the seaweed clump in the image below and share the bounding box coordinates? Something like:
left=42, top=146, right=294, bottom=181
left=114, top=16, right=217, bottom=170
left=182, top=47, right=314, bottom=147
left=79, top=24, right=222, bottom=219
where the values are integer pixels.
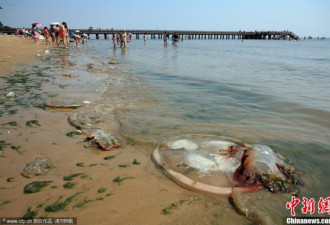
left=44, top=193, right=80, bottom=212
left=104, top=155, right=116, bottom=160
left=63, top=182, right=76, bottom=189
left=112, top=176, right=134, bottom=185
left=26, top=120, right=41, bottom=127
left=63, top=173, right=85, bottom=181
left=161, top=199, right=188, bottom=215
left=97, top=188, right=107, bottom=193
left=22, top=207, right=38, bottom=220
left=24, top=181, right=52, bottom=194
left=132, top=159, right=141, bottom=165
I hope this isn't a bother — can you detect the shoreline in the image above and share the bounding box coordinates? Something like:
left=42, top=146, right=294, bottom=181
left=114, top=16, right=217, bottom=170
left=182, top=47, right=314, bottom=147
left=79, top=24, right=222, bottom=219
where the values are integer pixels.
left=0, top=35, right=251, bottom=224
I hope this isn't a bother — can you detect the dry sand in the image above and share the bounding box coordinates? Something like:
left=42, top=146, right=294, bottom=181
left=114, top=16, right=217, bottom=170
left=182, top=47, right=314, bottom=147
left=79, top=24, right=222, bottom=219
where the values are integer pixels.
left=0, top=35, right=248, bottom=225
left=0, top=35, right=49, bottom=75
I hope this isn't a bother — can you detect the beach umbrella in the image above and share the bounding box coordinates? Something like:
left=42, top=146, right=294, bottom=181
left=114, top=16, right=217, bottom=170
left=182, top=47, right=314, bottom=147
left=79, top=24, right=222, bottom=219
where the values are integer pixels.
left=50, top=22, right=60, bottom=26
left=75, top=30, right=80, bottom=33
left=32, top=23, right=42, bottom=27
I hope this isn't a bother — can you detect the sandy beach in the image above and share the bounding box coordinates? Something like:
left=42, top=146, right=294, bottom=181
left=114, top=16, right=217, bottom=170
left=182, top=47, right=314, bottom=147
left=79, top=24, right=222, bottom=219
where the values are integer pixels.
left=0, top=35, right=250, bottom=225
left=0, top=35, right=49, bottom=75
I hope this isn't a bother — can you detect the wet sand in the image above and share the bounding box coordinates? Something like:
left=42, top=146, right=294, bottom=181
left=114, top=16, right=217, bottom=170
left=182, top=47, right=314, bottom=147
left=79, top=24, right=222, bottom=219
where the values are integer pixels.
left=0, top=36, right=252, bottom=225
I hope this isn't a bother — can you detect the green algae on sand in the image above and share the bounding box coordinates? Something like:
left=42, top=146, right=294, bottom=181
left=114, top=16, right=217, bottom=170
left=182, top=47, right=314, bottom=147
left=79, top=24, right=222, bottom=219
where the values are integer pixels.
left=0, top=200, right=11, bottom=207
left=73, top=194, right=110, bottom=210
left=63, top=173, right=85, bottom=181
left=118, top=164, right=129, bottom=168
left=97, top=187, right=107, bottom=193
left=132, top=159, right=141, bottom=165
left=6, top=177, right=14, bottom=182
left=72, top=198, right=93, bottom=209
left=26, top=120, right=41, bottom=127
left=63, top=182, right=76, bottom=189
left=22, top=207, right=38, bottom=220
left=2, top=121, right=18, bottom=126
left=0, top=140, right=10, bottom=151
left=11, top=145, right=22, bottom=154
left=112, top=176, right=134, bottom=185
left=161, top=199, right=188, bottom=215
left=44, top=193, right=80, bottom=212
left=66, top=130, right=82, bottom=137
left=76, top=162, right=85, bottom=167
left=104, top=155, right=116, bottom=160
left=24, top=181, right=52, bottom=194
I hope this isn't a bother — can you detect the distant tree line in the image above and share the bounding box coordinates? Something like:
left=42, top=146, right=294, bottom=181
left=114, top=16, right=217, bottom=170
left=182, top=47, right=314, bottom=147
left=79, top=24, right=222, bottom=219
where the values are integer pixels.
left=0, top=21, right=12, bottom=29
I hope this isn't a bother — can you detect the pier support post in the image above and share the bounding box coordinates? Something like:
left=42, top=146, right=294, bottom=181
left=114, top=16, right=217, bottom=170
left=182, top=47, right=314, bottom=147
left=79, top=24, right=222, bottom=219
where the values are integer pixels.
left=96, top=34, right=99, bottom=40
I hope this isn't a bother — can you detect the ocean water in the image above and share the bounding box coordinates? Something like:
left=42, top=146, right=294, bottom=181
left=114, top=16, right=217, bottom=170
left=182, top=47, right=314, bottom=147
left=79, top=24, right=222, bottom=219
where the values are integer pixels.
left=67, top=38, right=330, bottom=193
left=43, top=38, right=329, bottom=220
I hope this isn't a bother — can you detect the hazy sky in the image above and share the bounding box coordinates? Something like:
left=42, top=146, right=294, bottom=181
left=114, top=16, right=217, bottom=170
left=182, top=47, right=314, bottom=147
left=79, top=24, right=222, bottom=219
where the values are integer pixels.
left=0, top=0, right=329, bottom=37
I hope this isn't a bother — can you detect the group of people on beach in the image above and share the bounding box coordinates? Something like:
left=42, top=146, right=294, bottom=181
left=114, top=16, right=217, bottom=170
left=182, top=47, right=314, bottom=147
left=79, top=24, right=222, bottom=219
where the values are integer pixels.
left=16, top=22, right=88, bottom=48
left=43, top=22, right=88, bottom=48
left=45, top=22, right=70, bottom=48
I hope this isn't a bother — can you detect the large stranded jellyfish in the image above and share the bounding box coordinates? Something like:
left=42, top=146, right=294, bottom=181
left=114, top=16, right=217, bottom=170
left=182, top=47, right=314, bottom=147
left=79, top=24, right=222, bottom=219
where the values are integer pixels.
left=152, top=135, right=302, bottom=195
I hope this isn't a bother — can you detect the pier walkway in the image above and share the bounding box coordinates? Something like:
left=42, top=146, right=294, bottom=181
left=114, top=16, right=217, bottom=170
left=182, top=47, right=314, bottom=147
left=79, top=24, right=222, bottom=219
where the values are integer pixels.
left=0, top=28, right=299, bottom=40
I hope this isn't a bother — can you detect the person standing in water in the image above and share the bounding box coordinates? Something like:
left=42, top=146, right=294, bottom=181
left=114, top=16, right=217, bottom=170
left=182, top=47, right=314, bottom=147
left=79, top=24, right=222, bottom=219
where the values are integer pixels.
left=63, top=22, right=70, bottom=46
left=59, top=22, right=68, bottom=48
left=172, top=33, right=179, bottom=45
left=120, top=29, right=127, bottom=48
left=50, top=25, right=55, bottom=45
left=55, top=24, right=60, bottom=46
left=163, top=32, right=168, bottom=46
left=112, top=33, right=117, bottom=48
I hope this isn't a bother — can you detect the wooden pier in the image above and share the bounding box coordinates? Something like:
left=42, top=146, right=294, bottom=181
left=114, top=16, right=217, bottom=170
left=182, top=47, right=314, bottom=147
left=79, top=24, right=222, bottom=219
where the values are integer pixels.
left=0, top=28, right=299, bottom=40
left=76, top=29, right=299, bottom=40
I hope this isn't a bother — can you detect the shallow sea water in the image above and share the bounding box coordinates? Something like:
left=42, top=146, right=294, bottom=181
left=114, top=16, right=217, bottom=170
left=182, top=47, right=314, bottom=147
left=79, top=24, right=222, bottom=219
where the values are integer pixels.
left=68, top=38, right=330, bottom=219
